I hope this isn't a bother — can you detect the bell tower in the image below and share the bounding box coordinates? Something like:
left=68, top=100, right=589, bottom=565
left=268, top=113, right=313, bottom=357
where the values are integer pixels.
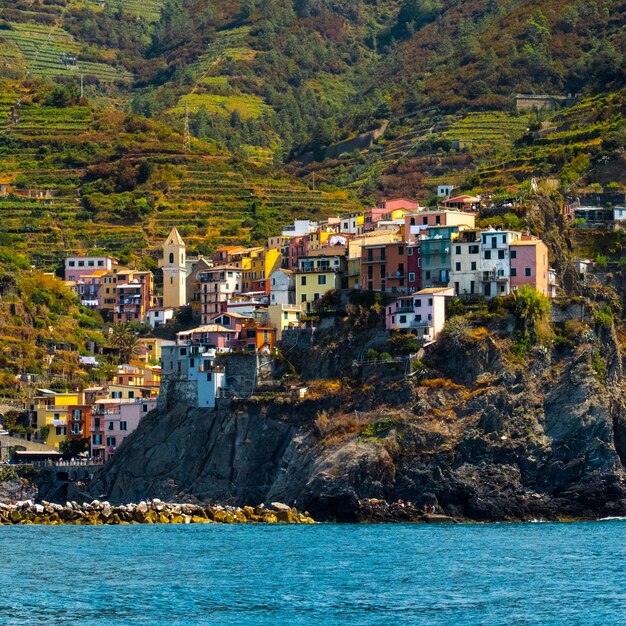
left=161, top=227, right=186, bottom=308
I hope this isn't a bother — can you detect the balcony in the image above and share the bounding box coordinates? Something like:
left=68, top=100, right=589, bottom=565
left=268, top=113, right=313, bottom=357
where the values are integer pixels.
left=50, top=419, right=66, bottom=427
left=297, top=265, right=341, bottom=273
left=481, top=271, right=508, bottom=282
left=387, top=273, right=406, bottom=280
left=362, top=257, right=386, bottom=264
left=409, top=320, right=431, bottom=329
left=395, top=305, right=415, bottom=314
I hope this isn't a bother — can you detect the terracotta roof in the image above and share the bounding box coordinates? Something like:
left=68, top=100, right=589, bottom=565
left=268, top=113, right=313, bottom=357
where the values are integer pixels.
left=445, top=195, right=480, bottom=203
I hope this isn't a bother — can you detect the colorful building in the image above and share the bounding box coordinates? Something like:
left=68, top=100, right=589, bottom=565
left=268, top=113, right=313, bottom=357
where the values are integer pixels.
left=192, top=266, right=243, bottom=323
left=385, top=287, right=454, bottom=340
left=295, top=256, right=345, bottom=312
left=64, top=256, right=117, bottom=283
left=405, top=210, right=476, bottom=242
left=510, top=238, right=549, bottom=296
left=360, top=241, right=420, bottom=294
left=268, top=303, right=303, bottom=340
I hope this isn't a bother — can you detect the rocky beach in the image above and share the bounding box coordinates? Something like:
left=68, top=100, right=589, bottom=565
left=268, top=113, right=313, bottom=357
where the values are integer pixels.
left=0, top=499, right=315, bottom=525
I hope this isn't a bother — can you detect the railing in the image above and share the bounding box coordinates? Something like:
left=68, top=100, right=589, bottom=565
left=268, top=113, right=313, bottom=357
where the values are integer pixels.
left=362, top=257, right=386, bottom=264
left=296, top=266, right=342, bottom=273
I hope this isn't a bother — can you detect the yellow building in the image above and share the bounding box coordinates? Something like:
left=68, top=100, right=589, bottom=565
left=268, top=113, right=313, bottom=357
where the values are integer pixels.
left=295, top=261, right=344, bottom=313
left=243, top=248, right=282, bottom=292
left=268, top=303, right=304, bottom=340
left=31, top=391, right=80, bottom=449
left=136, top=337, right=176, bottom=364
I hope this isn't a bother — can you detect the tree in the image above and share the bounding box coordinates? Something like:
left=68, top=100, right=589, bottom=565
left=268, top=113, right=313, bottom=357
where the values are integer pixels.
left=109, top=322, right=140, bottom=364
left=59, top=437, right=89, bottom=460
left=512, top=286, right=551, bottom=344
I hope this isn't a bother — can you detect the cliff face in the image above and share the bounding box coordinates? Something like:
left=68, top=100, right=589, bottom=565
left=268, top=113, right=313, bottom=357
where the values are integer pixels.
left=92, top=338, right=626, bottom=521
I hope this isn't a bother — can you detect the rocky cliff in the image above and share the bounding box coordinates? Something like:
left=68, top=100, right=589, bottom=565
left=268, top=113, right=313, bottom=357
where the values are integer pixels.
left=91, top=320, right=626, bottom=521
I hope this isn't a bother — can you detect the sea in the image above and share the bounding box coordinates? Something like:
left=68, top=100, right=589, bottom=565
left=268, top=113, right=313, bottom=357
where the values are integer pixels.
left=1, top=520, right=625, bottom=625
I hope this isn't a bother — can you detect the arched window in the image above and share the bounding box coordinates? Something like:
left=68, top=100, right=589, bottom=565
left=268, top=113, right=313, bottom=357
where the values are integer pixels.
left=169, top=252, right=174, bottom=263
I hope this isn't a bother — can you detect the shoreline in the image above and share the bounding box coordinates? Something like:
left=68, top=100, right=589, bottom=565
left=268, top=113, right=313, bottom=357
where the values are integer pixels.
left=0, top=499, right=315, bottom=525
left=1, top=499, right=622, bottom=526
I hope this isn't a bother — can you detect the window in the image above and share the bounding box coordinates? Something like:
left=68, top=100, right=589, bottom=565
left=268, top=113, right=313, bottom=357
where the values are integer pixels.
left=425, top=271, right=431, bottom=280
left=318, top=275, right=326, bottom=285
left=399, top=315, right=406, bottom=323
left=498, top=250, right=505, bottom=260
left=128, top=391, right=134, bottom=399
left=525, top=268, right=532, bottom=277
left=97, top=260, right=104, bottom=267
left=408, top=248, right=413, bottom=256
left=455, top=262, right=461, bottom=271
left=367, top=266, right=373, bottom=279
left=93, top=434, right=102, bottom=445
left=94, top=418, right=100, bottom=430
left=502, top=235, right=506, bottom=244
left=409, top=272, right=415, bottom=282
left=484, top=251, right=491, bottom=260
left=68, top=260, right=75, bottom=267
left=510, top=250, right=517, bottom=259
left=189, top=358, right=195, bottom=368
left=469, top=245, right=479, bottom=254
left=106, top=436, right=116, bottom=447
left=78, top=260, right=85, bottom=267
left=56, top=427, right=66, bottom=436
left=471, top=261, right=477, bottom=271
left=435, top=216, right=441, bottom=225
left=380, top=249, right=386, bottom=261
left=399, top=246, right=404, bottom=255
left=120, top=421, right=127, bottom=431
left=428, top=298, right=433, bottom=306
left=143, top=404, right=149, bottom=413
left=511, top=268, right=517, bottom=277
left=301, top=276, right=307, bottom=286
left=491, top=237, right=497, bottom=249
left=108, top=422, right=114, bottom=430
left=88, top=260, right=94, bottom=267
left=414, top=299, right=422, bottom=307
left=301, top=294, right=307, bottom=303
left=456, top=246, right=461, bottom=254
left=169, top=252, right=174, bottom=263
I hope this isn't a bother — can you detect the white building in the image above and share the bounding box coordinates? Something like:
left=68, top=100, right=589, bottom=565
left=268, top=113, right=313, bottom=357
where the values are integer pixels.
left=449, top=228, right=521, bottom=299
left=281, top=220, right=318, bottom=237
left=269, top=268, right=295, bottom=305
left=145, top=307, right=175, bottom=329
left=437, top=184, right=454, bottom=198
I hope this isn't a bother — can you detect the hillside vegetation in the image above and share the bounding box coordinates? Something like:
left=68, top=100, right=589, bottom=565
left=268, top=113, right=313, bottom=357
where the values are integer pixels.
left=0, top=0, right=623, bottom=263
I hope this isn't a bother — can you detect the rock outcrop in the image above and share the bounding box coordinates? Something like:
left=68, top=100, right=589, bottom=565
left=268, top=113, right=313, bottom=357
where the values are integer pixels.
left=90, top=337, right=626, bottom=521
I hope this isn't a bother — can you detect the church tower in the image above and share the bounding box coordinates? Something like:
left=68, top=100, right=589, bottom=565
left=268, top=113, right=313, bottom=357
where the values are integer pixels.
left=161, top=227, right=186, bottom=308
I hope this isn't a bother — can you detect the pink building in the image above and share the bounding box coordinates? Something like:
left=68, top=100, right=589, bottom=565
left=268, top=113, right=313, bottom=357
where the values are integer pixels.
left=91, top=397, right=157, bottom=460
left=405, top=211, right=476, bottom=242
left=64, top=256, right=117, bottom=283
left=509, top=238, right=549, bottom=296
left=364, top=198, right=421, bottom=231
left=385, top=287, right=453, bottom=340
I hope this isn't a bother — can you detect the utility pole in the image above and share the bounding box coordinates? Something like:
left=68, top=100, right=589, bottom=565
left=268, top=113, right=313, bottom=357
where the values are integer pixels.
left=183, top=102, right=191, bottom=154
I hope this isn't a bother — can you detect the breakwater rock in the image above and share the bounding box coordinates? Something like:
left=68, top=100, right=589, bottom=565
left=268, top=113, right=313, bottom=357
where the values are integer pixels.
left=0, top=499, right=315, bottom=525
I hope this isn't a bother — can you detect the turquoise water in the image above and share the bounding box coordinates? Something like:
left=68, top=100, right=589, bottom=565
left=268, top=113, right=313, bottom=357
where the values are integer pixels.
left=2, top=521, right=625, bottom=625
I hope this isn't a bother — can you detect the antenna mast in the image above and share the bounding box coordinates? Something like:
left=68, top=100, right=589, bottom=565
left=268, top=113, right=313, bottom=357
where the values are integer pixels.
left=183, top=103, right=191, bottom=154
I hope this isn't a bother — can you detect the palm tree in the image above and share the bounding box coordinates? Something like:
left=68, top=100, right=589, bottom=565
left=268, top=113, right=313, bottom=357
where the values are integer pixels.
left=109, top=322, right=140, bottom=364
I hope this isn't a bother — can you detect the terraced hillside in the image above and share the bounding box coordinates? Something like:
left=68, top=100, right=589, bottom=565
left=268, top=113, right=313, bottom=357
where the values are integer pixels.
left=0, top=16, right=132, bottom=82
left=0, top=81, right=360, bottom=268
